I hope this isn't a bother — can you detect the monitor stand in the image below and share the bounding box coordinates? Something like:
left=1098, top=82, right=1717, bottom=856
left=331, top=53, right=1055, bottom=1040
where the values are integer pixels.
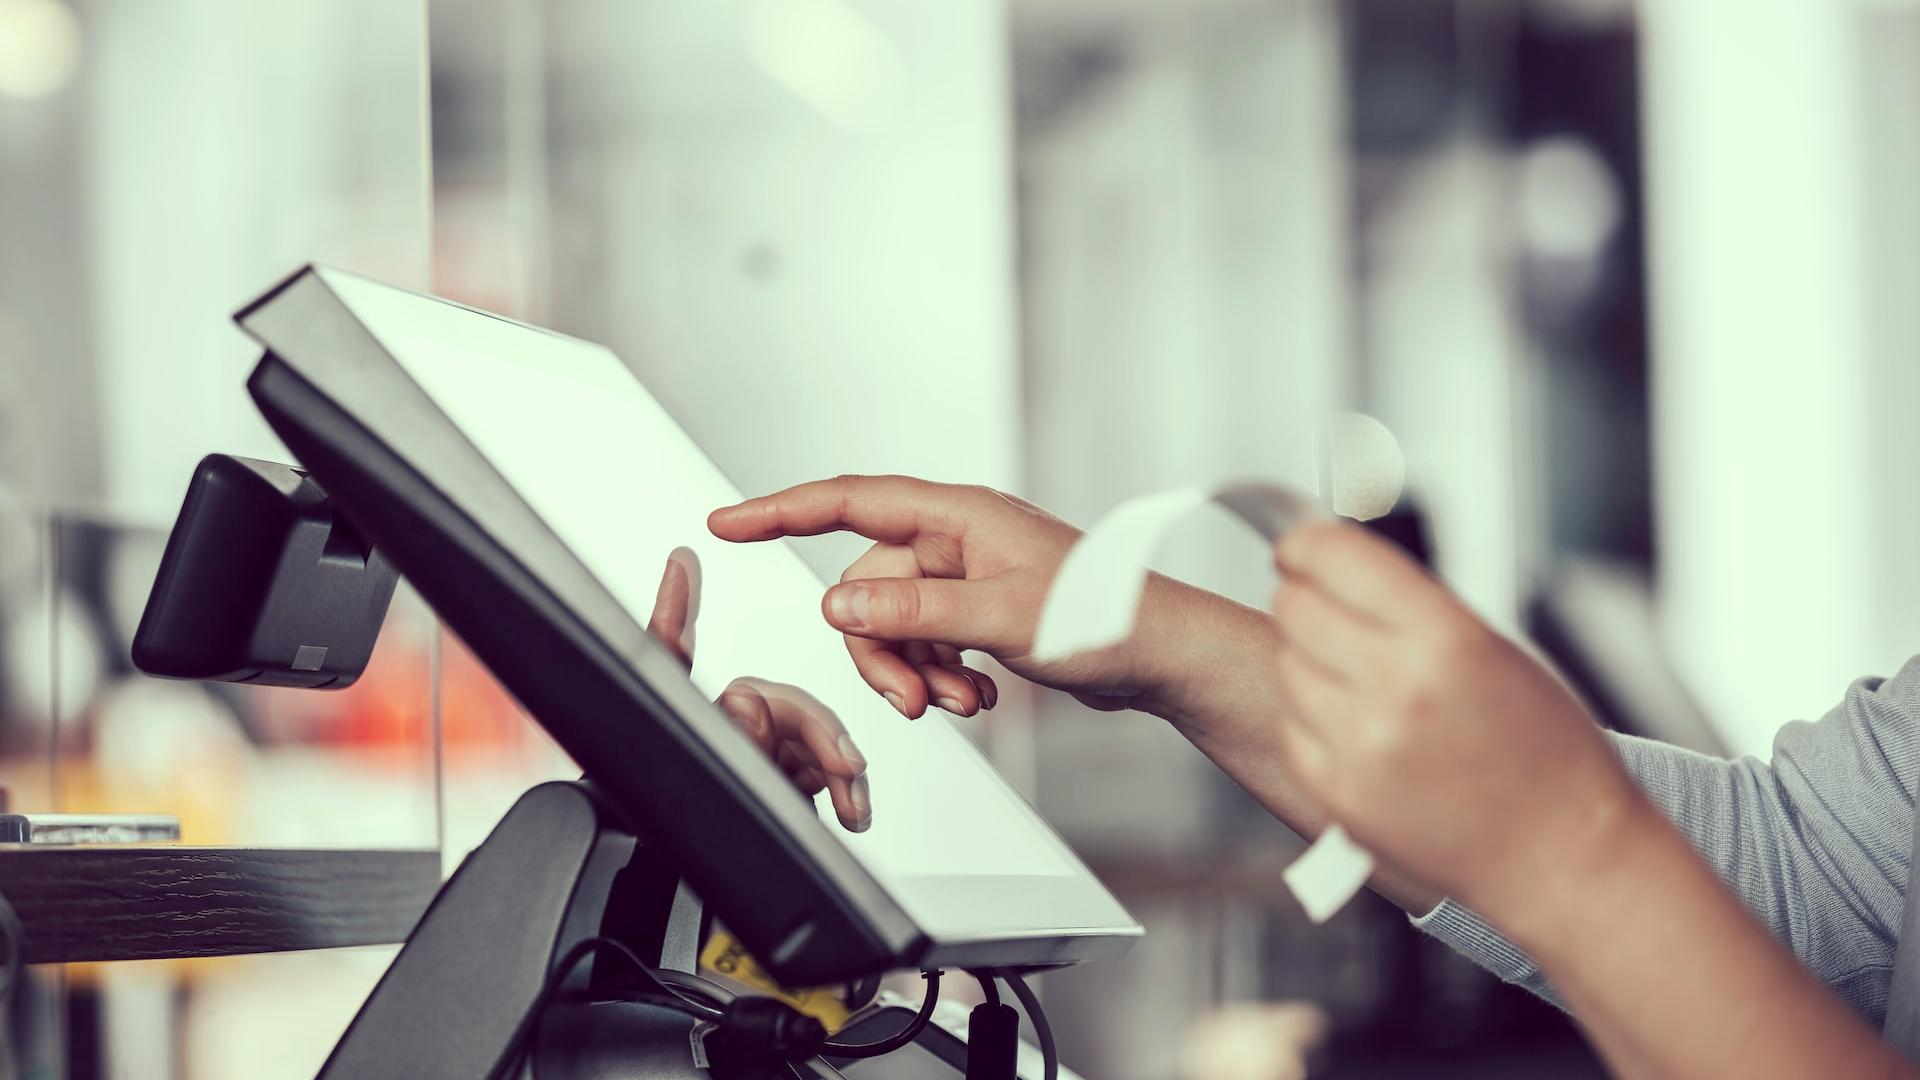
left=316, top=779, right=847, bottom=1079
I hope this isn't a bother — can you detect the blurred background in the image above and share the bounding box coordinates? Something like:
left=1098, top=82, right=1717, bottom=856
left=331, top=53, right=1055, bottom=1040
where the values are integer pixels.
left=3, top=0, right=1919, bottom=1076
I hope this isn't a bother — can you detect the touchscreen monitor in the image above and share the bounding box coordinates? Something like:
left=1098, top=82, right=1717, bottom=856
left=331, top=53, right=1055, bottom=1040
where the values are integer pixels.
left=237, top=266, right=1139, bottom=982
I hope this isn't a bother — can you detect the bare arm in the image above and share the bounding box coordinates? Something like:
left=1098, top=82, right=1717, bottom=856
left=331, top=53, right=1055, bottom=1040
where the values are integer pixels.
left=1256, top=521, right=1913, bottom=1079
left=1130, top=581, right=1448, bottom=914
left=711, top=476, right=1914, bottom=1077
left=1416, top=657, right=1920, bottom=1020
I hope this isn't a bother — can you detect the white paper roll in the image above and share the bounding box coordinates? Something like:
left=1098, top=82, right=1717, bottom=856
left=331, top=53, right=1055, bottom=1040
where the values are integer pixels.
left=1031, top=482, right=1374, bottom=923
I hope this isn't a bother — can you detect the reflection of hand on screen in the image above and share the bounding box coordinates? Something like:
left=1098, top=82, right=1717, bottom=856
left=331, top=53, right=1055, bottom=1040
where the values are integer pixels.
left=647, top=549, right=872, bottom=832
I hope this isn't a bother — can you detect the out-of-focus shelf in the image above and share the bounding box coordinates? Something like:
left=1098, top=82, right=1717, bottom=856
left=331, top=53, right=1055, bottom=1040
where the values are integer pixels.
left=0, top=846, right=439, bottom=963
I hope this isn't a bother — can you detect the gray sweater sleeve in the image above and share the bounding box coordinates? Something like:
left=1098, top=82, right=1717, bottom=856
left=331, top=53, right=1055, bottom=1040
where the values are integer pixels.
left=1412, top=654, right=1920, bottom=1022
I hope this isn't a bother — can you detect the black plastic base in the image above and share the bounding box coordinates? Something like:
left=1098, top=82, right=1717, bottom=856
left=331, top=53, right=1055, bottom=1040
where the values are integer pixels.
left=531, top=1000, right=847, bottom=1079
left=320, top=781, right=633, bottom=1078
left=319, top=780, right=849, bottom=1079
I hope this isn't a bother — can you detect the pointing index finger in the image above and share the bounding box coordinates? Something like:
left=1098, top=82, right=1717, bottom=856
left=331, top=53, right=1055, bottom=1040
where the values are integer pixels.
left=708, top=475, right=948, bottom=544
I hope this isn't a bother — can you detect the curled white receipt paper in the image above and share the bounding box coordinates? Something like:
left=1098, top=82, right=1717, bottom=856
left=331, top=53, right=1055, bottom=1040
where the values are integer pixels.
left=1031, top=482, right=1377, bottom=924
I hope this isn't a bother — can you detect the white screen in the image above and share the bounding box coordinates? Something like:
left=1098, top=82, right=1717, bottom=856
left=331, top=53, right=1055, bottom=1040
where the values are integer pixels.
left=322, top=273, right=1121, bottom=933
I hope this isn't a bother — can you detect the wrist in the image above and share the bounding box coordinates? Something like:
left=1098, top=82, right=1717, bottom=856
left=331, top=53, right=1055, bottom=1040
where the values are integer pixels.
left=1130, top=577, right=1279, bottom=731
left=1472, top=784, right=1668, bottom=955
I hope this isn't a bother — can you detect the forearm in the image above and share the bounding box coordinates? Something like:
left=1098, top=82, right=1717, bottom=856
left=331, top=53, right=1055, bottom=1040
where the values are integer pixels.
left=1122, top=530, right=1919, bottom=1074
left=1419, top=689, right=1917, bottom=1016
left=1496, top=804, right=1911, bottom=1080
left=1136, top=579, right=1445, bottom=915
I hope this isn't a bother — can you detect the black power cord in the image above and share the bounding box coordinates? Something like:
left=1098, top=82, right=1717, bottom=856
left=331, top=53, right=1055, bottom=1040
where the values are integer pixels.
left=1000, top=970, right=1058, bottom=1080
left=644, top=964, right=946, bottom=1068
left=965, top=968, right=1002, bottom=1006
left=963, top=971, right=1019, bottom=1080
left=509, top=950, right=964, bottom=1074
left=706, top=996, right=830, bottom=1072
left=494, top=935, right=723, bottom=1079
left=818, top=969, right=942, bottom=1058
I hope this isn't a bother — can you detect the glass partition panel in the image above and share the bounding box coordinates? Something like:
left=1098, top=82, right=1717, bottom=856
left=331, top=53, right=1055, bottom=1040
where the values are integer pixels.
left=0, top=495, right=56, bottom=819
left=0, top=0, right=434, bottom=1074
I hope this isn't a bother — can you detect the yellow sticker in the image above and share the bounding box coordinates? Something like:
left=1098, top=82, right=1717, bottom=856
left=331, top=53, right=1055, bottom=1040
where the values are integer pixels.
left=700, top=929, right=853, bottom=1033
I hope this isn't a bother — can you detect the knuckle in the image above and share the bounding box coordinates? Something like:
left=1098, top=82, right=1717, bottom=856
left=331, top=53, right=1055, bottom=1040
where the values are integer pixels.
left=1270, top=583, right=1294, bottom=617
left=1285, top=739, right=1332, bottom=787
left=1357, top=711, right=1417, bottom=770
left=1427, top=618, right=1485, bottom=667
left=718, top=684, right=771, bottom=734
left=840, top=541, right=895, bottom=584
left=1283, top=520, right=1343, bottom=565
left=1275, top=647, right=1307, bottom=687
left=876, top=582, right=923, bottom=631
left=1276, top=528, right=1315, bottom=566
left=1380, top=679, right=1431, bottom=725
left=1321, top=521, right=1368, bottom=559
left=1358, top=710, right=1401, bottom=751
left=1399, top=620, right=1472, bottom=685
left=1271, top=585, right=1306, bottom=628
left=1401, top=642, right=1449, bottom=688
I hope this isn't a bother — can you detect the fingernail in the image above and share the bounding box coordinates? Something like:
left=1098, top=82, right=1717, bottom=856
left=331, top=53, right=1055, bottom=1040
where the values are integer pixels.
left=850, top=775, right=872, bottom=832
left=980, top=682, right=998, bottom=709
left=934, top=696, right=966, bottom=715
left=883, top=691, right=910, bottom=717
left=837, top=733, right=867, bottom=772
left=830, top=584, right=869, bottom=630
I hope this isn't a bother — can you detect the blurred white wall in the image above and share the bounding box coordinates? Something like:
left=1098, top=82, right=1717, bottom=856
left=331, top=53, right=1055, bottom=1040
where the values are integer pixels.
left=530, top=0, right=1023, bottom=578
left=1020, top=0, right=1343, bottom=600
left=425, top=0, right=1028, bottom=868
left=1643, top=0, right=1920, bottom=756
left=1013, top=3, right=1347, bottom=1075
left=1363, top=140, right=1527, bottom=631
left=1855, top=5, right=1920, bottom=734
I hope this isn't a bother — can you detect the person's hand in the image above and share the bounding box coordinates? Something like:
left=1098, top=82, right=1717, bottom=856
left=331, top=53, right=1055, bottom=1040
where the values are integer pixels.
left=708, top=475, right=1227, bottom=719
left=1265, top=521, right=1655, bottom=918
left=646, top=547, right=871, bottom=832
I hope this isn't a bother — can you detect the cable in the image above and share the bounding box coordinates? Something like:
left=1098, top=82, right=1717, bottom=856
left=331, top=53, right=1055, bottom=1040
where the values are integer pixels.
left=819, top=969, right=942, bottom=1059
left=965, top=968, right=1001, bottom=1006
left=494, top=935, right=721, bottom=1080
left=963, top=971, right=1019, bottom=1080
left=1001, top=970, right=1057, bottom=1080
